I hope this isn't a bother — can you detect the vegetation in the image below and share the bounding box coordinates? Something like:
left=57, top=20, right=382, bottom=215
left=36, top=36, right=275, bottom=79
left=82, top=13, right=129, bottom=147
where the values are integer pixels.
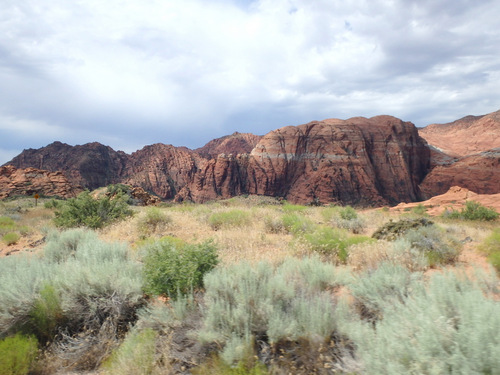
left=0, top=333, right=38, bottom=375
left=2, top=232, right=20, bottom=246
left=444, top=200, right=499, bottom=221
left=208, top=209, right=251, bottom=230
left=479, top=228, right=500, bottom=273
left=142, top=237, right=219, bottom=298
left=53, top=190, right=133, bottom=229
left=0, top=195, right=498, bottom=373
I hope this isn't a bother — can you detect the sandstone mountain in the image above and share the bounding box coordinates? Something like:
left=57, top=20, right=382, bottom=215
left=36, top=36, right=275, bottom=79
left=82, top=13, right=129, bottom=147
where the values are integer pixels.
left=0, top=165, right=82, bottom=199
left=419, top=110, right=500, bottom=157
left=418, top=110, right=500, bottom=198
left=4, top=115, right=430, bottom=206
left=194, top=132, right=262, bottom=159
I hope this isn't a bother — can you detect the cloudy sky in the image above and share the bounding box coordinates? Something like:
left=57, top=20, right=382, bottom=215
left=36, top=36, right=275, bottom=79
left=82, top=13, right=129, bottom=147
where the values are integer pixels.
left=1, top=0, right=499, bottom=164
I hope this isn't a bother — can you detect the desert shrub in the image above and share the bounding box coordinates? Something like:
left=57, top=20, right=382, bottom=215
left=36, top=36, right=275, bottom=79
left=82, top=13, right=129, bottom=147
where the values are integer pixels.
left=0, top=216, right=16, bottom=235
left=402, top=225, right=461, bottom=266
left=102, top=327, right=157, bottom=375
left=208, top=209, right=251, bottom=230
left=338, top=206, right=357, bottom=220
left=138, top=207, right=172, bottom=237
left=0, top=333, right=38, bottom=375
left=282, top=203, right=307, bottom=213
left=348, top=263, right=421, bottom=322
left=281, top=213, right=316, bottom=235
left=479, top=229, right=500, bottom=273
left=2, top=232, right=20, bottom=246
left=199, top=257, right=350, bottom=365
left=193, top=354, right=269, bottom=375
left=0, top=230, right=144, bottom=369
left=444, top=200, right=499, bottom=221
left=342, top=270, right=500, bottom=374
left=412, top=203, right=427, bottom=215
left=54, top=190, right=133, bottom=229
left=372, top=217, right=434, bottom=241
left=263, top=215, right=285, bottom=234
left=28, top=283, right=64, bottom=343
left=302, top=226, right=373, bottom=263
left=43, top=199, right=62, bottom=209
left=142, top=237, right=219, bottom=298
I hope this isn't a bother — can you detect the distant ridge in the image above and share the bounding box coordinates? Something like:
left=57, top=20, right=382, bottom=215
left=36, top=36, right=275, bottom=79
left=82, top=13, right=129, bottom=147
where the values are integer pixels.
left=3, top=109, right=500, bottom=205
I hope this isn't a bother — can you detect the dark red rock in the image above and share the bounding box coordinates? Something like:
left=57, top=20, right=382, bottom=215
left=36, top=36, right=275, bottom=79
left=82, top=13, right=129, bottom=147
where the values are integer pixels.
left=0, top=165, right=82, bottom=199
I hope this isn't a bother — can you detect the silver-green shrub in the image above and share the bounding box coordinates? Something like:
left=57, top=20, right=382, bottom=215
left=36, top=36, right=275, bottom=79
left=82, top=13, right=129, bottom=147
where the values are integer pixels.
left=199, top=257, right=350, bottom=364
left=342, top=270, right=500, bottom=374
left=348, top=262, right=422, bottom=322
left=0, top=229, right=143, bottom=353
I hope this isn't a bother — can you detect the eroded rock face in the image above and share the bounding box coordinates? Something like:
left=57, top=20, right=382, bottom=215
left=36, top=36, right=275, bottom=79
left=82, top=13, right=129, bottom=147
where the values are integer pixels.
left=177, top=116, right=430, bottom=205
left=194, top=132, right=262, bottom=159
left=419, top=149, right=500, bottom=198
left=0, top=165, right=82, bottom=199
left=418, top=110, right=500, bottom=197
left=7, top=141, right=128, bottom=190
left=4, top=115, right=431, bottom=206
left=419, top=110, right=500, bottom=157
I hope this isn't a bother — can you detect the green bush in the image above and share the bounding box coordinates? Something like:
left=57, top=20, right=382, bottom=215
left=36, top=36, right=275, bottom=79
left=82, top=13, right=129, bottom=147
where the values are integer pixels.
left=142, top=237, right=219, bottom=298
left=412, top=203, right=427, bottom=215
left=444, top=200, right=499, bottom=221
left=479, top=229, right=500, bottom=273
left=303, top=227, right=373, bottom=263
left=282, top=203, right=307, bottom=213
left=338, top=206, right=358, bottom=220
left=28, top=284, right=63, bottom=343
left=199, top=257, right=350, bottom=364
left=342, top=270, right=500, bottom=374
left=102, top=328, right=157, bottom=375
left=281, top=213, right=316, bottom=235
left=208, top=209, right=251, bottom=230
left=43, top=199, right=62, bottom=209
left=138, top=207, right=171, bottom=236
left=2, top=232, right=20, bottom=246
left=0, top=216, right=16, bottom=235
left=0, top=333, right=38, bottom=375
left=54, top=190, right=133, bottom=229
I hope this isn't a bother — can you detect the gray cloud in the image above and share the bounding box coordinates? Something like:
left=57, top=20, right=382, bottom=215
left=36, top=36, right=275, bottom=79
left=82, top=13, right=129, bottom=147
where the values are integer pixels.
left=1, top=0, right=499, bottom=164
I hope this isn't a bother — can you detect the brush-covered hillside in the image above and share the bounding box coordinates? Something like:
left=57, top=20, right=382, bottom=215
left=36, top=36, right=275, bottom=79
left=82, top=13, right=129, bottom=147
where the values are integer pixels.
left=0, top=188, right=499, bottom=374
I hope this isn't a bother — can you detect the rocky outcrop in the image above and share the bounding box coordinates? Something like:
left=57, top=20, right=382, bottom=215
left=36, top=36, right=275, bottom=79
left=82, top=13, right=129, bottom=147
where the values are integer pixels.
left=419, top=110, right=500, bottom=157
left=177, top=116, right=430, bottom=205
left=418, top=110, right=500, bottom=197
left=6, top=141, right=129, bottom=190
left=419, top=148, right=500, bottom=198
left=194, top=132, right=262, bottom=158
left=0, top=165, right=82, bottom=199
left=3, top=115, right=431, bottom=206
left=121, top=144, right=203, bottom=200
left=391, top=186, right=500, bottom=216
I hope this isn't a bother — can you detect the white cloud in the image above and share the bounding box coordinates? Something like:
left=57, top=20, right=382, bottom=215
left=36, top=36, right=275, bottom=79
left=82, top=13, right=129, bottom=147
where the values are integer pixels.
left=1, top=0, right=500, bottom=164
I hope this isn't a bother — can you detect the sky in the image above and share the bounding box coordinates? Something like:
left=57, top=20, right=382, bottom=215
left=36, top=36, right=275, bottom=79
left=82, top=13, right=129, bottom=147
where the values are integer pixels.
left=1, top=0, right=500, bottom=164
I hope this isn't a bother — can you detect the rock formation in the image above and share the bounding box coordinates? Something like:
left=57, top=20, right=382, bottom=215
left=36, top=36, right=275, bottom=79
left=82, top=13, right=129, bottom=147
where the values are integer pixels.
left=194, top=132, right=262, bottom=159
left=0, top=165, right=82, bottom=199
left=2, top=115, right=432, bottom=206
left=391, top=186, right=500, bottom=217
left=178, top=116, right=430, bottom=205
left=418, top=110, right=500, bottom=197
left=419, top=110, right=500, bottom=157
left=7, top=141, right=128, bottom=190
